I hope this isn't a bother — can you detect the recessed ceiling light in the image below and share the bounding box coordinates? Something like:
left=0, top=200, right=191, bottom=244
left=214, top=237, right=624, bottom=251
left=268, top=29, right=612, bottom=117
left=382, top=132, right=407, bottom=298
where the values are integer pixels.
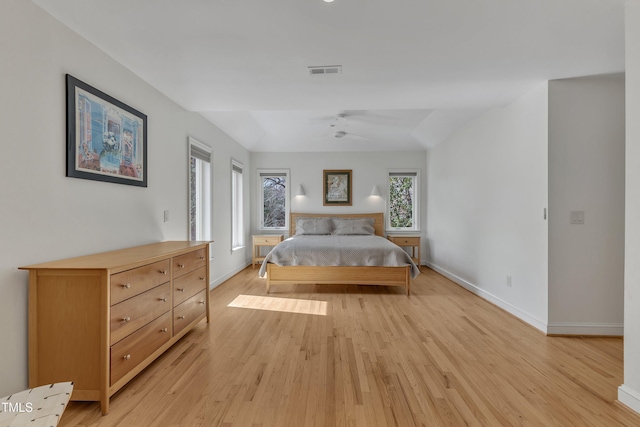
left=324, top=0, right=334, bottom=3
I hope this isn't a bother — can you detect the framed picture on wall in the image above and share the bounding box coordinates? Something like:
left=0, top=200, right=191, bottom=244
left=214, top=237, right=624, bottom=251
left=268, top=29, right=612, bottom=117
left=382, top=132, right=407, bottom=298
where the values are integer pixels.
left=323, top=169, right=352, bottom=206
left=66, top=74, right=148, bottom=187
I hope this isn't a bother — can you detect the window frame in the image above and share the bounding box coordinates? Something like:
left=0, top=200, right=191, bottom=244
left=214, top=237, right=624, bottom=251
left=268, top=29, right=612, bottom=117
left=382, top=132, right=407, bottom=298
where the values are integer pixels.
left=188, top=137, right=212, bottom=242
left=231, top=159, right=244, bottom=251
left=387, top=169, right=420, bottom=232
left=257, top=169, right=290, bottom=232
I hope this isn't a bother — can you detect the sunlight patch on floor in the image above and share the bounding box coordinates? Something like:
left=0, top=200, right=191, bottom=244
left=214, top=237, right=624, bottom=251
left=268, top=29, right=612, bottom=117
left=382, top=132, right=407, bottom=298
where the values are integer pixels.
left=228, top=294, right=328, bottom=316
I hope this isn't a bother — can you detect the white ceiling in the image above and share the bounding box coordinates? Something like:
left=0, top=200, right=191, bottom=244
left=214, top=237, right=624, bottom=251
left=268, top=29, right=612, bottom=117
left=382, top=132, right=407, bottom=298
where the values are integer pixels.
left=32, top=0, right=626, bottom=152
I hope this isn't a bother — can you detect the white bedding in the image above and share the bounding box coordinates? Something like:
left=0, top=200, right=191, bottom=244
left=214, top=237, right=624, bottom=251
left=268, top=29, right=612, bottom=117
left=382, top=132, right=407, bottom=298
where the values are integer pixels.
left=258, top=235, right=420, bottom=279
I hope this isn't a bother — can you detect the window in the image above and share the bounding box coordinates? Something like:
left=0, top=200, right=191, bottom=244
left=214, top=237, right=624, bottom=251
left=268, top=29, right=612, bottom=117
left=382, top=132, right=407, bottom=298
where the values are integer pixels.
left=388, top=170, right=419, bottom=231
left=188, top=138, right=212, bottom=241
left=258, top=169, right=290, bottom=230
left=231, top=159, right=244, bottom=250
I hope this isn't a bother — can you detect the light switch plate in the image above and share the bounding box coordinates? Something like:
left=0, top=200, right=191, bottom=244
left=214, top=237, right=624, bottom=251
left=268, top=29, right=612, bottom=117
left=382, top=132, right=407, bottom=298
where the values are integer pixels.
left=570, top=210, right=584, bottom=225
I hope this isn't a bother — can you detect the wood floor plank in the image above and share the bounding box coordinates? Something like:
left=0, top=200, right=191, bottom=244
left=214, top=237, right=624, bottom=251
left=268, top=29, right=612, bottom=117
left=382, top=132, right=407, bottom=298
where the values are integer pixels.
left=59, top=266, right=640, bottom=426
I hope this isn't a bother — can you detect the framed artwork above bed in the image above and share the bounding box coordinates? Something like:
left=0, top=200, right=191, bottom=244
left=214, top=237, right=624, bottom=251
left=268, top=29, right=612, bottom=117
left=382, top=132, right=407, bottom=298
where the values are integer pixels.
left=323, top=169, right=352, bottom=206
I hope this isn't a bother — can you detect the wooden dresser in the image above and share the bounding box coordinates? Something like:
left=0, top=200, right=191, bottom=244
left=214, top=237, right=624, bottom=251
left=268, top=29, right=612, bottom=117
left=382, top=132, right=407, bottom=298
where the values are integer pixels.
left=19, top=241, right=211, bottom=415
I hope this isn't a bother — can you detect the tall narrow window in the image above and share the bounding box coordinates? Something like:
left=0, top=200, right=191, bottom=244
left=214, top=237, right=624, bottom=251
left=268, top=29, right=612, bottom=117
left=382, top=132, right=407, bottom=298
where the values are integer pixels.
left=388, top=170, right=419, bottom=231
left=188, top=138, right=212, bottom=241
left=258, top=169, right=290, bottom=230
left=231, top=159, right=244, bottom=250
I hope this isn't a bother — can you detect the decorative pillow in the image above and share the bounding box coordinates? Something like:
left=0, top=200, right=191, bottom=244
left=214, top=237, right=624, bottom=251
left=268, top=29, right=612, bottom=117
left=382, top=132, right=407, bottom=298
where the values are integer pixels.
left=332, top=217, right=375, bottom=235
left=295, top=217, right=333, bottom=235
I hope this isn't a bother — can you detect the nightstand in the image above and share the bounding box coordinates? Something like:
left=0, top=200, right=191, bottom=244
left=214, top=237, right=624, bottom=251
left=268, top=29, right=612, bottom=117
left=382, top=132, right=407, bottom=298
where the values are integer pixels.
left=252, top=235, right=284, bottom=268
left=387, top=234, right=421, bottom=269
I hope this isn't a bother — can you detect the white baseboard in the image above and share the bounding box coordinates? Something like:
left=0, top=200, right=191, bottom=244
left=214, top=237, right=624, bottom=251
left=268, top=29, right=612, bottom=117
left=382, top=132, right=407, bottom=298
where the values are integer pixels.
left=619, top=385, right=640, bottom=415
left=426, top=262, right=547, bottom=333
left=209, top=262, right=251, bottom=290
left=547, top=322, right=623, bottom=336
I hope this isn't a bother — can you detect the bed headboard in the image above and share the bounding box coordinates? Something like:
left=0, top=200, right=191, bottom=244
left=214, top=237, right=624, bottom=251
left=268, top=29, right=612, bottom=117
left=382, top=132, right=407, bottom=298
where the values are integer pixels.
left=289, top=212, right=385, bottom=237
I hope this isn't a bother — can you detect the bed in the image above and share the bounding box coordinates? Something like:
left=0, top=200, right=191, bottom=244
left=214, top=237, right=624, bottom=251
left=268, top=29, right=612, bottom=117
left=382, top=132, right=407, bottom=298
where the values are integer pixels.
left=258, top=212, right=420, bottom=295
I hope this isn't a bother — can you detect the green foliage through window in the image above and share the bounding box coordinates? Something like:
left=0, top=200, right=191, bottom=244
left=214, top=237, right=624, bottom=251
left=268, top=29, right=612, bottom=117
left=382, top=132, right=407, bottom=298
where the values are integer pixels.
left=389, top=175, right=414, bottom=228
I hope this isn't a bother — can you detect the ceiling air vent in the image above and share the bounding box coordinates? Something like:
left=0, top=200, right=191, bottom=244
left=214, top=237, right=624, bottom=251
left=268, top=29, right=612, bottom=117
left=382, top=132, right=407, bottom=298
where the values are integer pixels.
left=308, top=65, right=342, bottom=75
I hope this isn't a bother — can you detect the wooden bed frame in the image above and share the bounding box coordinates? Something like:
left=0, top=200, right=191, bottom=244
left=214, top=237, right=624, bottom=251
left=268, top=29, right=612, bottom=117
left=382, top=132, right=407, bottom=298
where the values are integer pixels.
left=265, top=212, right=411, bottom=295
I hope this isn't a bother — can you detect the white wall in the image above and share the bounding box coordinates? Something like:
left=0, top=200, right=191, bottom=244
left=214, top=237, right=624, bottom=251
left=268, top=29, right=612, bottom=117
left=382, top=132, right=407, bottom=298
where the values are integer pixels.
left=0, top=0, right=250, bottom=397
left=620, top=0, right=640, bottom=414
left=250, top=151, right=427, bottom=243
left=548, top=75, right=625, bottom=336
left=426, top=83, right=549, bottom=331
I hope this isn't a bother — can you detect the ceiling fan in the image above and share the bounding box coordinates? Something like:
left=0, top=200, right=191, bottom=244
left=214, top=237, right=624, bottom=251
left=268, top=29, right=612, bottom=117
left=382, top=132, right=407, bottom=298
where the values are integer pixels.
left=328, top=114, right=371, bottom=140
left=310, top=110, right=402, bottom=126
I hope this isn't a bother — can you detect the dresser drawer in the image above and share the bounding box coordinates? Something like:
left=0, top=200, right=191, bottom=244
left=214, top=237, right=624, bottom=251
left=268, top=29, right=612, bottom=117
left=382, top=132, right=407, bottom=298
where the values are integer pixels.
left=173, top=267, right=207, bottom=307
left=110, top=311, right=172, bottom=386
left=110, top=282, right=171, bottom=345
left=174, top=290, right=207, bottom=335
left=173, top=249, right=207, bottom=278
left=110, top=260, right=171, bottom=305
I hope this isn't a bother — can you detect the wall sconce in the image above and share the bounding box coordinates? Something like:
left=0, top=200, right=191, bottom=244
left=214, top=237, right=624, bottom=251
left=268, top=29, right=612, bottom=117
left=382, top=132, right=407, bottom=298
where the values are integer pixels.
left=296, top=184, right=306, bottom=196
left=370, top=185, right=380, bottom=197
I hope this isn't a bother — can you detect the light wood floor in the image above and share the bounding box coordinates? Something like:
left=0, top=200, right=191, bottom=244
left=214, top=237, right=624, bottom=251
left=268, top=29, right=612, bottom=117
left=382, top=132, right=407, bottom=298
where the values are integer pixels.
left=60, top=267, right=640, bottom=426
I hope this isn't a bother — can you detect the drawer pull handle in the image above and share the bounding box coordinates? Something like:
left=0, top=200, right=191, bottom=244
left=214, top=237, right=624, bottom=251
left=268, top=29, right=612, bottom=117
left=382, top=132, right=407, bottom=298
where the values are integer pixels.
left=178, top=316, right=185, bottom=320
left=123, top=354, right=131, bottom=360
left=122, top=283, right=131, bottom=289
left=199, top=301, right=205, bottom=305
left=160, top=297, right=168, bottom=302
left=199, top=256, right=205, bottom=260
left=199, top=277, right=205, bottom=281
left=160, top=270, right=167, bottom=275
left=177, top=288, right=185, bottom=292
left=178, top=263, right=185, bottom=268
left=161, top=328, right=168, bottom=333
left=122, top=317, right=131, bottom=323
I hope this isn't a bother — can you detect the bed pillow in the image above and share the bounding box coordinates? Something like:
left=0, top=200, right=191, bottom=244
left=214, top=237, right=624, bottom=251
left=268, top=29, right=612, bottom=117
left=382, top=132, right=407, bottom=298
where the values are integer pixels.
left=332, top=218, right=375, bottom=235
left=295, top=217, right=333, bottom=235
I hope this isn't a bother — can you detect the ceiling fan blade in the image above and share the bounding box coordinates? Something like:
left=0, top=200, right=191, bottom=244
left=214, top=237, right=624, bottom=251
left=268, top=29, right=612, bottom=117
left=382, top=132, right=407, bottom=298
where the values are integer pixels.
left=308, top=114, right=338, bottom=124
left=340, top=110, right=404, bottom=125
left=338, top=132, right=372, bottom=141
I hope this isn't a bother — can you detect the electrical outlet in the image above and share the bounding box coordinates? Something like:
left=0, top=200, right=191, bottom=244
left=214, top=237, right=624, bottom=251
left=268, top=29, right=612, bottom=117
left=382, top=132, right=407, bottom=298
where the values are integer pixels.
left=506, top=275, right=512, bottom=287
left=163, top=210, right=170, bottom=223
